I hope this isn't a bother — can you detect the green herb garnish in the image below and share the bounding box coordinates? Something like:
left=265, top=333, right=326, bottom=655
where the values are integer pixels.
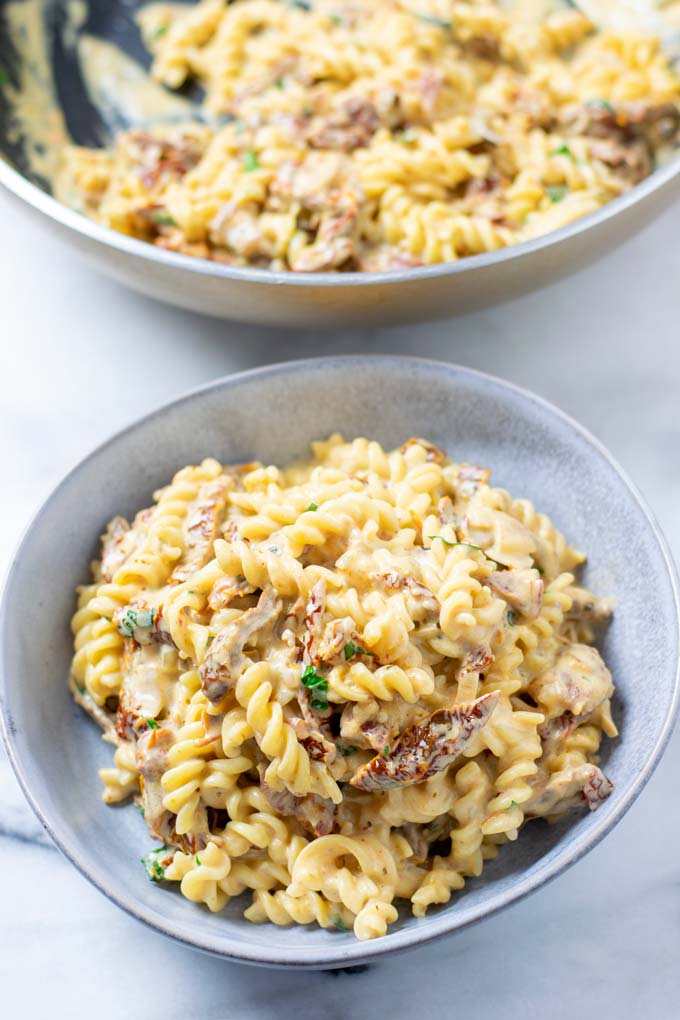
left=330, top=13, right=342, bottom=25
left=428, top=536, right=483, bottom=552
left=289, top=0, right=312, bottom=9
left=510, top=800, right=519, bottom=808
left=506, top=609, right=517, bottom=627
left=196, top=855, right=202, bottom=866
left=398, top=128, right=417, bottom=145
left=535, top=564, right=545, bottom=575
left=75, top=682, right=86, bottom=696
left=306, top=502, right=319, bottom=511
left=332, top=916, right=350, bottom=931
left=134, top=802, right=145, bottom=817
left=382, top=745, right=391, bottom=757
left=243, top=148, right=260, bottom=171
left=344, top=641, right=368, bottom=660
left=335, top=742, right=356, bottom=756
left=0, top=68, right=9, bottom=86
left=589, top=98, right=616, bottom=116
left=116, top=607, right=156, bottom=639
left=551, top=144, right=573, bottom=159
left=150, top=24, right=168, bottom=40
left=416, top=13, right=452, bottom=28
left=145, top=718, right=158, bottom=730
left=546, top=185, right=569, bottom=203
left=302, top=665, right=329, bottom=710
left=152, top=212, right=176, bottom=227
left=275, top=77, right=285, bottom=90
left=141, top=845, right=171, bottom=882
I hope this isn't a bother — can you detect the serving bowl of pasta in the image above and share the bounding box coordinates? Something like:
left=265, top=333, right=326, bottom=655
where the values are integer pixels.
left=1, top=355, right=678, bottom=967
left=1, top=0, right=680, bottom=324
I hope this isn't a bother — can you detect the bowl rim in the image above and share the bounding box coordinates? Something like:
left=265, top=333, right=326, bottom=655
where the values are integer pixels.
left=2, top=146, right=680, bottom=289
left=1, top=354, right=679, bottom=968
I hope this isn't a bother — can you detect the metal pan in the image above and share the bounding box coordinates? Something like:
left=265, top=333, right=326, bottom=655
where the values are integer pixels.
left=2, top=0, right=679, bottom=326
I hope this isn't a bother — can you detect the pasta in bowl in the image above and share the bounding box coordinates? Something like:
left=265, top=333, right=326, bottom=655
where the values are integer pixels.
left=2, top=356, right=678, bottom=966
left=70, top=434, right=617, bottom=941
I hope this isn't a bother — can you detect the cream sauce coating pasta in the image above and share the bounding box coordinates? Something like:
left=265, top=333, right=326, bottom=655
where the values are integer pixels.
left=69, top=436, right=617, bottom=939
left=56, top=0, right=680, bottom=272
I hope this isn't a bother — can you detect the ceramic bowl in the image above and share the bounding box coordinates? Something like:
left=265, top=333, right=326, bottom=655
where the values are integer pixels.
left=1, top=356, right=678, bottom=967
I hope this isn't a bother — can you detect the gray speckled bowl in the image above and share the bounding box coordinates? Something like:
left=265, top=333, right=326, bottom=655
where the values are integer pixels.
left=1, top=356, right=678, bottom=968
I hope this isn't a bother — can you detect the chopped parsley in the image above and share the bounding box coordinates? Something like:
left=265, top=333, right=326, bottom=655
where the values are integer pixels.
left=344, top=641, right=368, bottom=660
left=275, top=77, right=285, bottom=90
left=151, top=212, right=176, bottom=227
left=150, top=24, right=168, bottom=40
left=116, top=606, right=156, bottom=639
left=145, top=718, right=158, bottom=730
left=382, top=745, right=391, bottom=757
left=335, top=742, right=356, bottom=756
left=332, top=916, right=350, bottom=931
left=306, top=502, right=319, bottom=511
left=506, top=609, right=517, bottom=627
left=75, top=682, right=86, bottom=695
left=141, top=845, right=171, bottom=882
left=196, top=855, right=202, bottom=866
left=510, top=800, right=519, bottom=808
left=589, top=98, right=616, bottom=116
left=416, top=13, right=452, bottom=28
left=534, top=564, right=545, bottom=575
left=243, top=148, right=260, bottom=171
left=398, top=128, right=417, bottom=145
left=546, top=185, right=569, bottom=203
left=301, top=665, right=328, bottom=710
left=330, top=14, right=342, bottom=25
left=428, top=536, right=483, bottom=552
left=0, top=68, right=9, bottom=86
left=134, top=802, right=145, bottom=817
left=551, top=144, right=573, bottom=159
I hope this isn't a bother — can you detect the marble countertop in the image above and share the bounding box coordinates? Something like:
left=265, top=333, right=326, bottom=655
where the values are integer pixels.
left=1, top=186, right=679, bottom=1020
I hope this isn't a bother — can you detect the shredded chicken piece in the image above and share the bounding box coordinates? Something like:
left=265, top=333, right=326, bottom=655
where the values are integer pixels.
left=208, top=575, right=256, bottom=611
left=565, top=585, right=613, bottom=624
left=172, top=478, right=232, bottom=582
left=529, top=644, right=614, bottom=720
left=401, top=815, right=453, bottom=862
left=349, top=692, right=499, bottom=791
left=129, top=131, right=205, bottom=190
left=100, top=516, right=132, bottom=582
left=289, top=206, right=358, bottom=271
left=200, top=588, right=281, bottom=703
left=399, top=437, right=447, bottom=463
left=259, top=773, right=335, bottom=837
left=302, top=579, right=326, bottom=665
left=484, top=568, right=543, bottom=620
left=306, top=97, right=380, bottom=152
left=316, top=616, right=356, bottom=663
left=290, top=717, right=337, bottom=764
left=451, top=463, right=491, bottom=499
left=525, top=763, right=613, bottom=819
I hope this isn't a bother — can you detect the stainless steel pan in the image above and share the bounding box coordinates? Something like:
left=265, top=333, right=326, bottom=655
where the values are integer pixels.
left=2, top=0, right=679, bottom=326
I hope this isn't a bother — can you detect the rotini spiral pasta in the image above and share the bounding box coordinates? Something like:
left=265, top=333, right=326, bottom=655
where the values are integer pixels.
left=56, top=0, right=680, bottom=273
left=69, top=435, right=616, bottom=940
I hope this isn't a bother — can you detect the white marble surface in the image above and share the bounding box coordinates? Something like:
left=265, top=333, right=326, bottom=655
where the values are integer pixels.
left=1, top=186, right=680, bottom=1020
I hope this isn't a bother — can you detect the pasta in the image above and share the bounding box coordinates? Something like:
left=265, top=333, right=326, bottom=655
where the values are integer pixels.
left=69, top=435, right=617, bottom=940
left=57, top=0, right=680, bottom=272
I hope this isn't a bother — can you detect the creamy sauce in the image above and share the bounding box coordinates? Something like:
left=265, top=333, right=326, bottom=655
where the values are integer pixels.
left=77, top=34, right=195, bottom=133
left=4, top=0, right=197, bottom=189
left=4, top=0, right=71, bottom=185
